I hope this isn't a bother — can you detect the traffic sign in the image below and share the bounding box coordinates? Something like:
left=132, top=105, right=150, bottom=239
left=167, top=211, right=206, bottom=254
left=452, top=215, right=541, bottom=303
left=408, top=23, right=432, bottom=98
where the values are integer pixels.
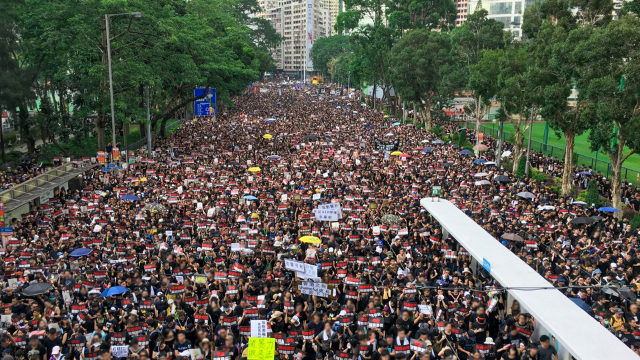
left=194, top=87, right=216, bottom=116
left=482, top=258, right=491, bottom=274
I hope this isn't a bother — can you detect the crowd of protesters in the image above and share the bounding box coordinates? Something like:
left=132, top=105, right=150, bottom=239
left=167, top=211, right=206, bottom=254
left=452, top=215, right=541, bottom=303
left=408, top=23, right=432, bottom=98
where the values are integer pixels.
left=0, top=159, right=51, bottom=191
left=0, top=79, right=639, bottom=360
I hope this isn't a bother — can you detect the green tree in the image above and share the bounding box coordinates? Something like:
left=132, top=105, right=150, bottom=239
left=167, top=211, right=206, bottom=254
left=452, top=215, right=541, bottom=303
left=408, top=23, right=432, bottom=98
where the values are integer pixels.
left=584, top=179, right=604, bottom=208
left=579, top=16, right=640, bottom=214
left=442, top=9, right=506, bottom=144
left=522, top=0, right=609, bottom=196
left=389, top=29, right=451, bottom=129
left=310, top=35, right=351, bottom=77
left=11, top=0, right=274, bottom=153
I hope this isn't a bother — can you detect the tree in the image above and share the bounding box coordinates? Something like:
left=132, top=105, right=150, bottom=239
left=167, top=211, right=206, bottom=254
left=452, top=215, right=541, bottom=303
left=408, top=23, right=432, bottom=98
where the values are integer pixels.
left=10, top=0, right=275, bottom=154
left=584, top=179, right=604, bottom=208
left=579, top=16, right=640, bottom=214
left=389, top=29, right=451, bottom=129
left=443, top=9, right=506, bottom=144
left=310, top=35, right=351, bottom=77
left=522, top=0, right=599, bottom=196
left=479, top=44, right=544, bottom=172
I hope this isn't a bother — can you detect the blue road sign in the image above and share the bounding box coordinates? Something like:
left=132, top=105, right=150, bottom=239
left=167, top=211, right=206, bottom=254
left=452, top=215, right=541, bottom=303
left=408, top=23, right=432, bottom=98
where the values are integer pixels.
left=0, top=227, right=13, bottom=233
left=194, top=87, right=216, bottom=116
left=482, top=258, right=491, bottom=274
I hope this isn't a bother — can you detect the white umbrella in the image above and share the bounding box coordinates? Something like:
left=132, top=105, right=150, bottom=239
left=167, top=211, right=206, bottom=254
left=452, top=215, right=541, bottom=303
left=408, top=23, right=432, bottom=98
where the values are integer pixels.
left=484, top=161, right=496, bottom=166
left=421, top=139, right=430, bottom=143
left=385, top=133, right=395, bottom=137
left=475, top=180, right=491, bottom=185
left=537, top=205, right=555, bottom=211
left=501, top=151, right=512, bottom=157
left=517, top=191, right=536, bottom=199
left=474, top=172, right=489, bottom=177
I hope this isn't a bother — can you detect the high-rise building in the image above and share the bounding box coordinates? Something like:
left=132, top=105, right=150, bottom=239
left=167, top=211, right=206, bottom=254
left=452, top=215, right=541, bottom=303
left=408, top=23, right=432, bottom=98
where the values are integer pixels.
left=467, top=0, right=541, bottom=37
left=258, top=0, right=334, bottom=74
left=324, top=0, right=342, bottom=31
left=455, top=0, right=470, bottom=26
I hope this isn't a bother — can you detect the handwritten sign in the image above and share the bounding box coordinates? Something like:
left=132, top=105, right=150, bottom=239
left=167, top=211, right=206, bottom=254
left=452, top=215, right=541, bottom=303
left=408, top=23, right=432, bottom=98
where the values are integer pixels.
left=250, top=319, right=268, bottom=338
left=248, top=338, right=275, bottom=360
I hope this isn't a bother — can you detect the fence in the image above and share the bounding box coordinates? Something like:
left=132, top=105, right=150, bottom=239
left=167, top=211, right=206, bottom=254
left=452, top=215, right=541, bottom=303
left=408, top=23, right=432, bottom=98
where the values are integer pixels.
left=462, top=122, right=640, bottom=184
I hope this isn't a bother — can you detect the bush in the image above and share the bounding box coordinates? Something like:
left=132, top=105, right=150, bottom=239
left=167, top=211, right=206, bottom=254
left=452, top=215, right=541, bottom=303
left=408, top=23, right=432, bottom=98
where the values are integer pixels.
left=630, top=215, right=640, bottom=231
left=549, top=185, right=561, bottom=195
left=430, top=125, right=444, bottom=138
left=3, top=130, right=19, bottom=145
left=516, top=156, right=527, bottom=178
left=531, top=168, right=547, bottom=183
left=584, top=180, right=604, bottom=208
left=503, top=159, right=514, bottom=171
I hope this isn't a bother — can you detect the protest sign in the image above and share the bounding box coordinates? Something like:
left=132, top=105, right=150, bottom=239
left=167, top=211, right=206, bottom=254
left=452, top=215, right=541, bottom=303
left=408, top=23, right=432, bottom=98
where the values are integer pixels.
left=248, top=338, right=275, bottom=360
left=111, top=345, right=128, bottom=358
left=250, top=319, right=268, bottom=338
left=374, top=138, right=399, bottom=151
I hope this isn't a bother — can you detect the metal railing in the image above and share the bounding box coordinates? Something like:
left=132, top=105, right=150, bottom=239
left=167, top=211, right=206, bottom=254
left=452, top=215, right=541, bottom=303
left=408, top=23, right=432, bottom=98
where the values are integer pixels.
left=462, top=122, right=640, bottom=184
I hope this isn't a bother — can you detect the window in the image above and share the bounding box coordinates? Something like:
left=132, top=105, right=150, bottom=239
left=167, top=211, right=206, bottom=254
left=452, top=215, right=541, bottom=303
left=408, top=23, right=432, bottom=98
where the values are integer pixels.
left=491, top=16, right=512, bottom=27
left=515, top=2, right=522, bottom=13
left=489, top=2, right=512, bottom=14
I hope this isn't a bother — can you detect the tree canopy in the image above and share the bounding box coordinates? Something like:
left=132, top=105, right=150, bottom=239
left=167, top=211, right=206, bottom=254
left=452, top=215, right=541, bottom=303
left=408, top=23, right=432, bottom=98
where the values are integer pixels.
left=2, top=0, right=279, bottom=153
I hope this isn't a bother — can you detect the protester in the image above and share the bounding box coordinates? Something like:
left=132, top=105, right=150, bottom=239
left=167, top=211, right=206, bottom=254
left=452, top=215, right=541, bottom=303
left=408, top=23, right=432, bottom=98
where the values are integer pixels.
left=0, top=79, right=639, bottom=360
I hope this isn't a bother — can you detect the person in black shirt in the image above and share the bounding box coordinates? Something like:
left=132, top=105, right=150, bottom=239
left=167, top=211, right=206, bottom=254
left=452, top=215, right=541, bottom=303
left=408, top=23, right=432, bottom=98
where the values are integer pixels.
left=26, top=336, right=46, bottom=360
left=269, top=311, right=285, bottom=334
left=42, top=329, right=63, bottom=359
left=173, top=332, right=192, bottom=355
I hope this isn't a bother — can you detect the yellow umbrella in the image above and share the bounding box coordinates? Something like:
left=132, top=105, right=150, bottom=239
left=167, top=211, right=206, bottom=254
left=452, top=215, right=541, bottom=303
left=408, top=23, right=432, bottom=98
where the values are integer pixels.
left=299, top=236, right=321, bottom=244
left=383, top=115, right=389, bottom=118
left=390, top=151, right=403, bottom=156
left=248, top=167, right=261, bottom=172
left=263, top=134, right=273, bottom=139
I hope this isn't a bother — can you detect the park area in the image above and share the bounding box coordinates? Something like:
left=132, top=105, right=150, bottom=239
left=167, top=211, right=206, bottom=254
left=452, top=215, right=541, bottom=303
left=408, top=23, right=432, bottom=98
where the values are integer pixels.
left=477, top=121, right=640, bottom=181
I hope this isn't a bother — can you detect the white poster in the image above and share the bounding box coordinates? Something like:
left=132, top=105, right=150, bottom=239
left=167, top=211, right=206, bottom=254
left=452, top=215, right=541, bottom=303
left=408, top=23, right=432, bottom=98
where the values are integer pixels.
left=251, top=319, right=268, bottom=338
left=306, top=0, right=314, bottom=69
left=112, top=346, right=129, bottom=358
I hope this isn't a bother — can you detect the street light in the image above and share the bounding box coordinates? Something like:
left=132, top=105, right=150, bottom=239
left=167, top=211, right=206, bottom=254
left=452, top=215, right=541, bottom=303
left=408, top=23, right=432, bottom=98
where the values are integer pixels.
left=105, top=11, right=142, bottom=157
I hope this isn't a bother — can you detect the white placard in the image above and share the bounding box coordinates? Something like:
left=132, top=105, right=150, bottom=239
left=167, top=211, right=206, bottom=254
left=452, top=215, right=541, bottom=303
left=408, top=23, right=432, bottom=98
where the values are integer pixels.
left=251, top=319, right=268, bottom=338
left=112, top=346, right=129, bottom=358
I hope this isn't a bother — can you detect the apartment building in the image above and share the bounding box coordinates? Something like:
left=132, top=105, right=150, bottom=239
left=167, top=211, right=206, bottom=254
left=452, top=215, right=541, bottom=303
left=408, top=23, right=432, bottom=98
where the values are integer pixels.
left=259, top=0, right=334, bottom=73
left=455, top=0, right=470, bottom=26
left=468, top=0, right=541, bottom=37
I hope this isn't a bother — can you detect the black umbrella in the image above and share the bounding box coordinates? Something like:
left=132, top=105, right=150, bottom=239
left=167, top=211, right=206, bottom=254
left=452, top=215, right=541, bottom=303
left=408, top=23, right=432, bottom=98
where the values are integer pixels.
left=23, top=283, right=52, bottom=296
left=228, top=161, right=240, bottom=166
left=570, top=217, right=597, bottom=225
left=591, top=216, right=605, bottom=221
left=305, top=135, right=318, bottom=141
left=494, top=175, right=511, bottom=183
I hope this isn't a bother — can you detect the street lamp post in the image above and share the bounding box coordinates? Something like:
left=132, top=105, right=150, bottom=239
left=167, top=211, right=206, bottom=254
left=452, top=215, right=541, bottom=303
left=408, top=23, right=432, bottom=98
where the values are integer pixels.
left=105, top=11, right=142, bottom=156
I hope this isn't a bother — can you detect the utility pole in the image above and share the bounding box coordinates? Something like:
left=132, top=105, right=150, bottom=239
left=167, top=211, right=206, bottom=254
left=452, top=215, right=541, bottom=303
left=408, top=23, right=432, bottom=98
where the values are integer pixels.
left=347, top=71, right=350, bottom=97
left=525, top=110, right=534, bottom=176
left=145, top=86, right=152, bottom=156
left=105, top=14, right=117, bottom=152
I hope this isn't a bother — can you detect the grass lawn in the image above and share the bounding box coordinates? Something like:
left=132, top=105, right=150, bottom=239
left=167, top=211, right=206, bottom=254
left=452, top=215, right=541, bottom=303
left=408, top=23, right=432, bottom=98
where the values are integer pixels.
left=480, top=122, right=640, bottom=179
